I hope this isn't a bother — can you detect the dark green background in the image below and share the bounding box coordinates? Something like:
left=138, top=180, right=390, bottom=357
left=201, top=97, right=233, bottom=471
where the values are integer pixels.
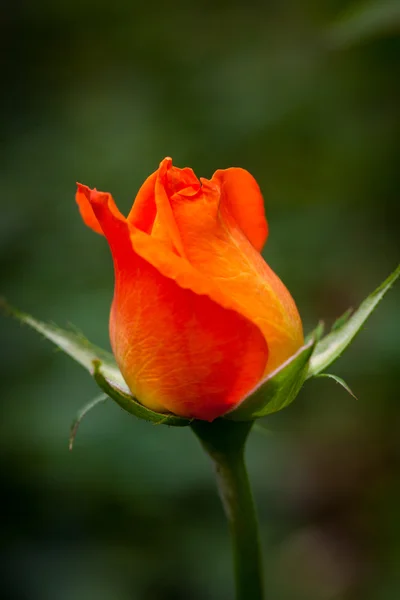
left=1, top=1, right=399, bottom=599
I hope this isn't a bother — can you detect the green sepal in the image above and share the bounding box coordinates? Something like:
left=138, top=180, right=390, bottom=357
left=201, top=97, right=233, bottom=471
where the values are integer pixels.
left=1, top=300, right=126, bottom=387
left=305, top=320, right=325, bottom=343
left=307, top=264, right=400, bottom=378
left=69, top=393, right=108, bottom=451
left=92, top=360, right=191, bottom=427
left=331, top=308, right=353, bottom=332
left=313, top=373, right=357, bottom=399
left=1, top=301, right=191, bottom=428
left=226, top=339, right=316, bottom=421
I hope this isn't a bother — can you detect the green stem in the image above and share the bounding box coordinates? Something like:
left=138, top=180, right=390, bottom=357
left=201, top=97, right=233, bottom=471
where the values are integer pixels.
left=191, top=419, right=264, bottom=600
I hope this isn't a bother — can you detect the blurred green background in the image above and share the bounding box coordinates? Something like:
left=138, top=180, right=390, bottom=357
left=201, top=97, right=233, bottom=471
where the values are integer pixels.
left=1, top=1, right=400, bottom=599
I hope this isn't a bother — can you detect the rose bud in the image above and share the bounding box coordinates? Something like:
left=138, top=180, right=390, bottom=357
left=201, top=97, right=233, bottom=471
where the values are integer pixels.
left=76, top=158, right=303, bottom=421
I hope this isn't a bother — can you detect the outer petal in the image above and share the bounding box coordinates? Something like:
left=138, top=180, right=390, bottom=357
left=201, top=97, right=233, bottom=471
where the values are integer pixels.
left=212, top=167, right=268, bottom=251
left=86, top=187, right=268, bottom=421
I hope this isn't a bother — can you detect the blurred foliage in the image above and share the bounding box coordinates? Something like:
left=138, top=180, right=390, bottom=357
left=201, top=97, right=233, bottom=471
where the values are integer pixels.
left=1, top=0, right=399, bottom=599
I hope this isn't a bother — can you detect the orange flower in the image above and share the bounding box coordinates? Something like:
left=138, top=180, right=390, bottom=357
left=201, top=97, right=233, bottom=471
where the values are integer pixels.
left=76, top=158, right=303, bottom=421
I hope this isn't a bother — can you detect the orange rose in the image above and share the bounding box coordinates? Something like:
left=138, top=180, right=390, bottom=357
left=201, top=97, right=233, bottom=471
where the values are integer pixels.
left=76, top=158, right=303, bottom=421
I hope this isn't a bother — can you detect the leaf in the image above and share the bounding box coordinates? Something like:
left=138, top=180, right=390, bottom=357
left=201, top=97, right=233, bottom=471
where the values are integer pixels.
left=1, top=300, right=191, bottom=428
left=313, top=373, right=357, bottom=400
left=69, top=393, right=108, bottom=451
left=308, top=264, right=400, bottom=378
left=226, top=339, right=316, bottom=421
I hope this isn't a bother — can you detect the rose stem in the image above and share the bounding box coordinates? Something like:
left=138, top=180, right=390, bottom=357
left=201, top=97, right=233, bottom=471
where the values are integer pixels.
left=191, top=419, right=264, bottom=600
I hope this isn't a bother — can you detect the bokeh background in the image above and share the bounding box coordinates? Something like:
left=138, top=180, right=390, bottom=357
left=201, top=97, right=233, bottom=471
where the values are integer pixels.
left=1, top=1, right=399, bottom=599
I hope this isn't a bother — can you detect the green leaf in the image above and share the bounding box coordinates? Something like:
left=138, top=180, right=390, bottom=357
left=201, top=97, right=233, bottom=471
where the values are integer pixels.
left=1, top=300, right=191, bottom=427
left=69, top=393, right=108, bottom=451
left=308, top=264, right=400, bottom=378
left=313, top=373, right=357, bottom=400
left=226, top=339, right=316, bottom=421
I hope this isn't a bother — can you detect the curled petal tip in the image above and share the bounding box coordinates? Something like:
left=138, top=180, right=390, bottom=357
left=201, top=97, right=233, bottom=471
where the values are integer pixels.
left=88, top=189, right=110, bottom=207
left=158, top=157, right=173, bottom=176
left=76, top=182, right=91, bottom=197
left=76, top=183, right=109, bottom=206
left=160, top=156, right=173, bottom=168
left=75, top=183, right=124, bottom=235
